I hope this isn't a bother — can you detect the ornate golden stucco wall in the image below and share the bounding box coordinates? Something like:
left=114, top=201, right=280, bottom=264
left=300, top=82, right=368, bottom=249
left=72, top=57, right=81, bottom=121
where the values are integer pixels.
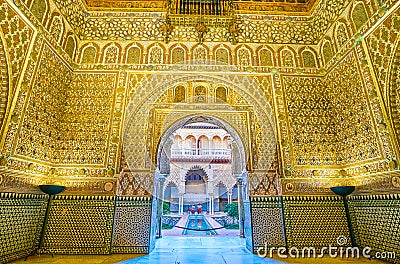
left=0, top=0, right=399, bottom=195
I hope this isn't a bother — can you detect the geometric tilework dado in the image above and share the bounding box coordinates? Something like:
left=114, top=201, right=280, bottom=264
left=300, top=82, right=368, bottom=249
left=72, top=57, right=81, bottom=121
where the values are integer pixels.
left=282, top=196, right=350, bottom=250
left=349, top=194, right=400, bottom=264
left=112, top=196, right=153, bottom=254
left=42, top=195, right=115, bottom=255
left=0, top=192, right=47, bottom=264
left=250, top=196, right=286, bottom=252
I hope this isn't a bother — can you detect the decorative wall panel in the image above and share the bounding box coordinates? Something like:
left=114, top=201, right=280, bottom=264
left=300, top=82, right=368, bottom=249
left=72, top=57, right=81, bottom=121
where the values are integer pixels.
left=112, top=196, right=152, bottom=253
left=282, top=195, right=350, bottom=250
left=15, top=43, right=71, bottom=163
left=0, top=0, right=34, bottom=99
left=282, top=76, right=338, bottom=167
left=42, top=195, right=115, bottom=254
left=1, top=34, right=43, bottom=166
left=0, top=192, right=46, bottom=263
left=281, top=50, right=381, bottom=174
left=328, top=51, right=380, bottom=165
left=249, top=159, right=280, bottom=196
left=57, top=72, right=117, bottom=165
left=366, top=7, right=400, bottom=101
left=250, top=196, right=285, bottom=253
left=349, top=194, right=400, bottom=264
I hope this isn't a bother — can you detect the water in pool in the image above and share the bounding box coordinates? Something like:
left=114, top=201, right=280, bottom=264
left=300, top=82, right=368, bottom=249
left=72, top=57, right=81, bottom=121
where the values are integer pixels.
left=182, top=215, right=217, bottom=236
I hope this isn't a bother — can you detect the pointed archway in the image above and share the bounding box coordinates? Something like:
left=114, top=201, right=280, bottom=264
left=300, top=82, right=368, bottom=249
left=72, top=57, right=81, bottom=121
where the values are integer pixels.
left=151, top=115, right=252, bottom=250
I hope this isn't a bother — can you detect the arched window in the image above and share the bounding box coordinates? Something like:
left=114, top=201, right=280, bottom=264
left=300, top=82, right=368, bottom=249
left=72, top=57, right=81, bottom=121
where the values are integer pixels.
left=223, top=136, right=229, bottom=149
left=237, top=47, right=251, bottom=68
left=31, top=0, right=47, bottom=22
left=215, top=48, right=230, bottom=64
left=174, top=86, right=186, bottom=103
left=259, top=49, right=273, bottom=66
left=281, top=49, right=295, bottom=67
left=194, top=86, right=206, bottom=103
left=212, top=135, right=222, bottom=149
left=185, top=135, right=196, bottom=155
left=198, top=135, right=209, bottom=155
left=81, top=46, right=97, bottom=64
left=173, top=135, right=183, bottom=146
left=302, top=50, right=316, bottom=68
left=126, top=46, right=141, bottom=64
left=49, top=16, right=63, bottom=42
left=149, top=46, right=163, bottom=64
left=171, top=47, right=185, bottom=64
left=336, top=23, right=348, bottom=48
left=185, top=169, right=207, bottom=194
left=352, top=2, right=368, bottom=31
left=216, top=87, right=227, bottom=102
left=64, top=35, right=76, bottom=59
left=104, top=45, right=119, bottom=64
left=322, top=41, right=333, bottom=65
left=193, top=46, right=207, bottom=63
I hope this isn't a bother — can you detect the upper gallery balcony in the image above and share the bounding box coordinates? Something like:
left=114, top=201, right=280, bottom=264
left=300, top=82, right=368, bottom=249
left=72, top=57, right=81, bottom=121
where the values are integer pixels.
left=167, top=0, right=235, bottom=26
left=170, top=148, right=231, bottom=163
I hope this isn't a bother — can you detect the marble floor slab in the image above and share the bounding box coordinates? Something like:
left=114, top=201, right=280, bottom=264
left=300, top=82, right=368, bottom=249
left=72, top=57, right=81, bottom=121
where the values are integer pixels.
left=11, top=236, right=386, bottom=264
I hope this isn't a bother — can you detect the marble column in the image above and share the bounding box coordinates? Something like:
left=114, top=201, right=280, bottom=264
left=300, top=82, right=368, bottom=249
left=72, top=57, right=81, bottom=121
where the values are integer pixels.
left=156, top=174, right=166, bottom=238
left=208, top=196, right=211, bottom=214
left=178, top=195, right=182, bottom=215
left=228, top=190, right=232, bottom=204
left=211, top=195, right=214, bottom=215
left=236, top=175, right=245, bottom=238
left=180, top=194, right=186, bottom=215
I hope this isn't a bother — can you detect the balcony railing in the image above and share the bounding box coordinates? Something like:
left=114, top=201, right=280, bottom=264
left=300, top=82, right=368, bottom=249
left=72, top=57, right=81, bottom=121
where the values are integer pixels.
left=163, top=0, right=237, bottom=43
left=170, top=0, right=233, bottom=16
left=172, top=148, right=231, bottom=156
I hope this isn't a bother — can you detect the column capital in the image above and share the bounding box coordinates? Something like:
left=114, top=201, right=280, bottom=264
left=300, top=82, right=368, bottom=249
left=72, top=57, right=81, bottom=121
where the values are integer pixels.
left=157, top=174, right=168, bottom=180
left=237, top=178, right=244, bottom=186
left=157, top=174, right=167, bottom=185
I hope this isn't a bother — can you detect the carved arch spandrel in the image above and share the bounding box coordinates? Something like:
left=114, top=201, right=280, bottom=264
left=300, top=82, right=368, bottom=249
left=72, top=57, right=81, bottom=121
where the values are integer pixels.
left=122, top=74, right=277, bottom=178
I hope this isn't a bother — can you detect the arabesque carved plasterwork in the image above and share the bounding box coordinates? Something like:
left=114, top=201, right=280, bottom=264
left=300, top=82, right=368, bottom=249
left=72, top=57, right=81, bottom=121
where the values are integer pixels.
left=45, top=0, right=397, bottom=45
left=15, top=43, right=71, bottom=162
left=123, top=73, right=276, bottom=171
left=279, top=47, right=396, bottom=178
left=0, top=1, right=34, bottom=101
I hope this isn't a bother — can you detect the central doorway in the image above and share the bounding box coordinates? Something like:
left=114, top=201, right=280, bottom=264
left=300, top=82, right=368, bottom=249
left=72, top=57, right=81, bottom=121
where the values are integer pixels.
left=162, top=122, right=239, bottom=237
